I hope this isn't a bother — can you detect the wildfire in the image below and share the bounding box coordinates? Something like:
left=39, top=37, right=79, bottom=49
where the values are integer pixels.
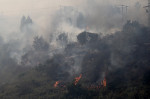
left=101, top=77, right=106, bottom=87
left=54, top=81, right=60, bottom=88
left=74, top=74, right=82, bottom=85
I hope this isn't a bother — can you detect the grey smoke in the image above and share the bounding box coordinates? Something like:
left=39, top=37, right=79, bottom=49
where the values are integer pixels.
left=0, top=0, right=148, bottom=84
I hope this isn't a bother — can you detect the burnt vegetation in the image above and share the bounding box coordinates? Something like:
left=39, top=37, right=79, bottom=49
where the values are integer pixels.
left=0, top=21, right=150, bottom=99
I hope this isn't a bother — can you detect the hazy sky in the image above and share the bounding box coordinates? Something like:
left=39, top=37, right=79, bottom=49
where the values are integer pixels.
left=0, top=0, right=146, bottom=16
left=0, top=0, right=81, bottom=16
left=0, top=0, right=148, bottom=40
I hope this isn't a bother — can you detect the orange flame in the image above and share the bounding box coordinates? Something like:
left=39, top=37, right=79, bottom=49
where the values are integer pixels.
left=74, top=74, right=82, bottom=85
left=101, top=77, right=106, bottom=87
left=54, top=81, right=60, bottom=88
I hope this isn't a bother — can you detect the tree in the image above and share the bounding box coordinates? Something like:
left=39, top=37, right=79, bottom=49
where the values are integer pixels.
left=33, top=36, right=49, bottom=51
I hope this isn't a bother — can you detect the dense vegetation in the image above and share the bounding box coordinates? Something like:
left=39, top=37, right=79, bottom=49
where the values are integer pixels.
left=0, top=21, right=150, bottom=99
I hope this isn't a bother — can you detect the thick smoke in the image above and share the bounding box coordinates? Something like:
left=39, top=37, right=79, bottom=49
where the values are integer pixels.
left=0, top=0, right=149, bottom=85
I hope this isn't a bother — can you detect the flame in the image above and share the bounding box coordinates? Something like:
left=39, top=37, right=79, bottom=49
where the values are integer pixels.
left=54, top=81, right=60, bottom=88
left=101, top=77, right=106, bottom=87
left=74, top=74, right=82, bottom=85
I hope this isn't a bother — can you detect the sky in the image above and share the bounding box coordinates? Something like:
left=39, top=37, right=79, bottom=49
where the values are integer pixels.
left=0, top=0, right=146, bottom=16
left=0, top=0, right=79, bottom=16
left=0, top=0, right=148, bottom=40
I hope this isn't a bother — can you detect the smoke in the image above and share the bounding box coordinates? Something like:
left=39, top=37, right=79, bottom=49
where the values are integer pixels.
left=0, top=0, right=149, bottom=85
left=40, top=0, right=148, bottom=40
left=0, top=0, right=147, bottom=40
left=81, top=0, right=147, bottom=33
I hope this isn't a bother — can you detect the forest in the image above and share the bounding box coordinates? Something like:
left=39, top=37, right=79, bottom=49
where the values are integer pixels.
left=0, top=20, right=149, bottom=99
